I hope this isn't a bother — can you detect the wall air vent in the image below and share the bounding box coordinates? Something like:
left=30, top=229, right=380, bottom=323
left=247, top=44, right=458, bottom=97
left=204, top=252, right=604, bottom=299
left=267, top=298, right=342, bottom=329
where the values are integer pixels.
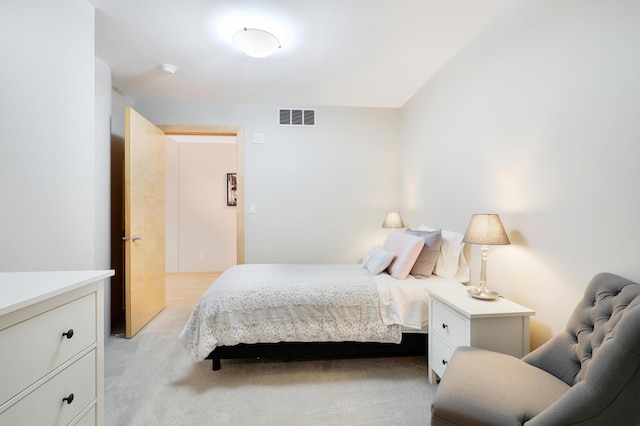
left=278, top=108, right=316, bottom=127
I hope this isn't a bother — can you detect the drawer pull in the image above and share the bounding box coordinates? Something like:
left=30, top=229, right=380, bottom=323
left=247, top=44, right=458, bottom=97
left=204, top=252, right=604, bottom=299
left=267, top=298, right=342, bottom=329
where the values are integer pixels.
left=442, top=359, right=448, bottom=366
left=62, top=329, right=74, bottom=339
left=63, top=393, right=74, bottom=405
left=441, top=323, right=448, bottom=330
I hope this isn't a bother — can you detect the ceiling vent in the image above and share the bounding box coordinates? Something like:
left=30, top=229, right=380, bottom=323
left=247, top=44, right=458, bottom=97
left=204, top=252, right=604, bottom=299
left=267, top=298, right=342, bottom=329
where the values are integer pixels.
left=279, top=108, right=316, bottom=127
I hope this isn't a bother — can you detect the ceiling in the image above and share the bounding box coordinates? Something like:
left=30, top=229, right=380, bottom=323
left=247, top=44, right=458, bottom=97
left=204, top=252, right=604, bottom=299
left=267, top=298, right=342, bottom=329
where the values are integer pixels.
left=90, top=0, right=506, bottom=108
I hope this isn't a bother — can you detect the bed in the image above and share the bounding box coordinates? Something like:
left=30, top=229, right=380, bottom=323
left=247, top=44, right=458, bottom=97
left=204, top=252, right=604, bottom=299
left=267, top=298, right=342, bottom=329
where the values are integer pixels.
left=179, top=225, right=470, bottom=370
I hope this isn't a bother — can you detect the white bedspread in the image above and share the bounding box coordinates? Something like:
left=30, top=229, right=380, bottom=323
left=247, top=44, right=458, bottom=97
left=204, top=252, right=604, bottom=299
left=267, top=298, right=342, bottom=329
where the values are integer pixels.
left=374, top=273, right=463, bottom=331
left=180, top=264, right=403, bottom=361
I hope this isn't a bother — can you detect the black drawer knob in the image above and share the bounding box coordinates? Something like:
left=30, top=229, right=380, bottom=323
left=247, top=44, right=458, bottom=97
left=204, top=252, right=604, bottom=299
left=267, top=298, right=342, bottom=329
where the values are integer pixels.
left=62, top=329, right=74, bottom=339
left=442, top=323, right=448, bottom=330
left=442, top=359, right=448, bottom=365
left=63, top=393, right=74, bottom=405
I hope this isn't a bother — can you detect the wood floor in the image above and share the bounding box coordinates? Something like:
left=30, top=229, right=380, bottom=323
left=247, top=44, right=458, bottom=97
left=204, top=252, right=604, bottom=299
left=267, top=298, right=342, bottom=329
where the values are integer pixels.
left=165, top=272, right=222, bottom=308
left=112, top=272, right=221, bottom=336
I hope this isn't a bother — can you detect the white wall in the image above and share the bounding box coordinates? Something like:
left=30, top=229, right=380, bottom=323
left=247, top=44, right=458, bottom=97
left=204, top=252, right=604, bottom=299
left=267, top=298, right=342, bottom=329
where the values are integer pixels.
left=131, top=101, right=402, bottom=265
left=0, top=0, right=97, bottom=271
left=95, top=58, right=112, bottom=272
left=111, top=91, right=134, bottom=138
left=165, top=138, right=180, bottom=272
left=95, top=58, right=113, bottom=337
left=165, top=139, right=237, bottom=272
left=401, top=0, right=640, bottom=348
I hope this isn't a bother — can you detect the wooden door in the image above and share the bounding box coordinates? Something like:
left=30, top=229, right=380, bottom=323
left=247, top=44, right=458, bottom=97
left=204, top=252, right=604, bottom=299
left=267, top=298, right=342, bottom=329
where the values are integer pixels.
left=124, top=107, right=166, bottom=337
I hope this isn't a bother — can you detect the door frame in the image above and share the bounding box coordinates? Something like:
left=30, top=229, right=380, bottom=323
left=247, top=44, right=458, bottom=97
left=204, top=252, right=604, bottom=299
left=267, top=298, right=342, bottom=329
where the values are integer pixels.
left=159, top=125, right=245, bottom=264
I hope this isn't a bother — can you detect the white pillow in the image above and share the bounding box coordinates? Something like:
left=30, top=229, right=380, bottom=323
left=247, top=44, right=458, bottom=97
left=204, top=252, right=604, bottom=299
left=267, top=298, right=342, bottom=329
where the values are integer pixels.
left=382, top=232, right=425, bottom=279
left=362, top=246, right=395, bottom=275
left=419, top=225, right=470, bottom=282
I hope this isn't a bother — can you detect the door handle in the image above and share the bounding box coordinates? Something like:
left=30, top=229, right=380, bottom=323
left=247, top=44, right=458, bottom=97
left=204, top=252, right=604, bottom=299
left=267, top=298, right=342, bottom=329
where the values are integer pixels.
left=122, top=235, right=142, bottom=242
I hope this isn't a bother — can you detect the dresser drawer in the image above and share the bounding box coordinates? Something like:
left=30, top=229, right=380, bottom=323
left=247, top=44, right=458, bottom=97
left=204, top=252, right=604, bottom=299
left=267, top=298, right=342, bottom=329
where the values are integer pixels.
left=431, top=333, right=455, bottom=378
left=0, top=349, right=96, bottom=425
left=0, top=293, right=96, bottom=405
left=73, top=405, right=96, bottom=426
left=431, top=300, right=467, bottom=348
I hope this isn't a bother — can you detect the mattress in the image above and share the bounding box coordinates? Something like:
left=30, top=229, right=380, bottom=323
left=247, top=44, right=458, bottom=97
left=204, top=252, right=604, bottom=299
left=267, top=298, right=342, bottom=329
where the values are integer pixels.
left=179, top=263, right=463, bottom=361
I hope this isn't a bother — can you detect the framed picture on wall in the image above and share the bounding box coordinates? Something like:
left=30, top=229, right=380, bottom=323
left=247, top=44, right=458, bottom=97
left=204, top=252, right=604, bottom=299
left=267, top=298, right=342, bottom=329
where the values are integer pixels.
left=227, top=173, right=237, bottom=206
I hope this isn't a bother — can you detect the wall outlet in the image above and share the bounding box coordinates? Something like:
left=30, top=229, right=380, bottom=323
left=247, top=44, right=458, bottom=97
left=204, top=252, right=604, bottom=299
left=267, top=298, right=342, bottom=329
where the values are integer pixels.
left=199, top=252, right=205, bottom=260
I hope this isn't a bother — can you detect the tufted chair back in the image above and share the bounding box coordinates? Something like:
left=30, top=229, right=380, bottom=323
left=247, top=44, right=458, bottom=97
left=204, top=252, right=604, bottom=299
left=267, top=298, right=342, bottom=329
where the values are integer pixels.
left=522, top=272, right=640, bottom=425
left=523, top=272, right=640, bottom=385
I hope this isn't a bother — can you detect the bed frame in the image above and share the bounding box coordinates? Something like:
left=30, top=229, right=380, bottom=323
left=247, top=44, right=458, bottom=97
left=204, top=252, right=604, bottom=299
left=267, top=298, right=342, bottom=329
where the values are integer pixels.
left=206, top=332, right=427, bottom=370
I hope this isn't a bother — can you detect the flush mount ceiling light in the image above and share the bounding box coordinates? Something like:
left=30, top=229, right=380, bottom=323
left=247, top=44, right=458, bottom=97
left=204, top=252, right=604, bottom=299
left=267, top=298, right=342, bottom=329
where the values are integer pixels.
left=232, top=27, right=281, bottom=58
left=160, top=63, right=177, bottom=74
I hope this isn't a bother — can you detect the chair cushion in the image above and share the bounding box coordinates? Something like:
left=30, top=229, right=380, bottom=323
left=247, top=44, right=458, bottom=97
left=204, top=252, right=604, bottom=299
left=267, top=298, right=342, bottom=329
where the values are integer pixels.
left=431, top=347, right=570, bottom=426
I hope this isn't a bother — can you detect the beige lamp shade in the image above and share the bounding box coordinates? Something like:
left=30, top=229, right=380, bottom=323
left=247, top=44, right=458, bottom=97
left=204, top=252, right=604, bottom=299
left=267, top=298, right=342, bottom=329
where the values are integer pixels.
left=463, top=214, right=510, bottom=245
left=382, top=212, right=405, bottom=229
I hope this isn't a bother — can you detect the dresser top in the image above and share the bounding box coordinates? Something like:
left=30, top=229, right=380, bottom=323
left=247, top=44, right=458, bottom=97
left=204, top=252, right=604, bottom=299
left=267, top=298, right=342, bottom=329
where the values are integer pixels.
left=0, top=270, right=114, bottom=316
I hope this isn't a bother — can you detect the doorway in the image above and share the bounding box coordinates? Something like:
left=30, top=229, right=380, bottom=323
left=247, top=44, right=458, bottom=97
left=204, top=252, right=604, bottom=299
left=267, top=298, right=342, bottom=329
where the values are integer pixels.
left=165, top=134, right=237, bottom=272
left=160, top=125, right=245, bottom=265
left=111, top=123, right=245, bottom=335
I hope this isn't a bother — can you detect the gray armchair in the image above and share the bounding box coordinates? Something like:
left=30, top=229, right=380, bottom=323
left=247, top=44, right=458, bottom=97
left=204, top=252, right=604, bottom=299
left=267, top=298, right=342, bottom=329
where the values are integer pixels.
left=431, top=272, right=640, bottom=426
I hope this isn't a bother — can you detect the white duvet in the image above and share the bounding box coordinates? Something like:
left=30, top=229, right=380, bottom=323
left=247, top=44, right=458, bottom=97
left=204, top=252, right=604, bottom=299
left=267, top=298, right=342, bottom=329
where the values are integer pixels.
left=179, top=263, right=461, bottom=361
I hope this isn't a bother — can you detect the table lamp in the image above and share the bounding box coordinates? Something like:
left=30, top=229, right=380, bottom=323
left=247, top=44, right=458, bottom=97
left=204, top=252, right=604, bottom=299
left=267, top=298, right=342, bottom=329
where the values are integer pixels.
left=382, top=212, right=405, bottom=230
left=462, top=214, right=510, bottom=300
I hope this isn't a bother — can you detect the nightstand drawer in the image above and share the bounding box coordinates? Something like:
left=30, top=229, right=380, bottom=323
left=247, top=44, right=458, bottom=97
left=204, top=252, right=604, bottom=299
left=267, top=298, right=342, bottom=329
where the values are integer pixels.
left=427, top=285, right=534, bottom=384
left=432, top=300, right=466, bottom=348
left=0, top=349, right=96, bottom=425
left=431, top=334, right=455, bottom=378
left=0, top=293, right=96, bottom=405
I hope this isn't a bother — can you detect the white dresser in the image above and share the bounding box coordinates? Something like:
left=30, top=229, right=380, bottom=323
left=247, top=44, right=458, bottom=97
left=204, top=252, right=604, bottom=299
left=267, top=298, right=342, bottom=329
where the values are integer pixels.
left=427, top=285, right=534, bottom=384
left=0, top=270, right=114, bottom=425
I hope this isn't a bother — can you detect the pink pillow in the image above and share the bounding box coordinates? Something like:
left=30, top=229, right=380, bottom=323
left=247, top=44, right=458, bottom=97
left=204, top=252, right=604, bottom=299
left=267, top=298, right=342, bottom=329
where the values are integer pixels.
left=382, top=232, right=425, bottom=279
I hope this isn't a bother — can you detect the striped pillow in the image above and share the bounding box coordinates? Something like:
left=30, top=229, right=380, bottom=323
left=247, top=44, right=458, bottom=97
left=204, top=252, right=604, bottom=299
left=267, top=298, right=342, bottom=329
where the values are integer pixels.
left=362, top=246, right=395, bottom=275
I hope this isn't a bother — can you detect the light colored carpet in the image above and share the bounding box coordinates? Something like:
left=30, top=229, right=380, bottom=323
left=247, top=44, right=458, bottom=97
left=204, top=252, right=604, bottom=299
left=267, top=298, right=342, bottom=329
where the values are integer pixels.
left=105, top=308, right=437, bottom=426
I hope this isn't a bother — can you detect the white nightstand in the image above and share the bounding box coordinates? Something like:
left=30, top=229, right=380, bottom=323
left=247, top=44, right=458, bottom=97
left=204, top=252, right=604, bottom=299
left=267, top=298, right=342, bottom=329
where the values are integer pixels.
left=427, top=285, right=535, bottom=384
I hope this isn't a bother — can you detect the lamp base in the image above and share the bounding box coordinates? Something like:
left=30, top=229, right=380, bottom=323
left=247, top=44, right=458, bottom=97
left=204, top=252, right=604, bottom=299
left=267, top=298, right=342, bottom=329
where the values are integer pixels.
left=467, top=287, right=500, bottom=301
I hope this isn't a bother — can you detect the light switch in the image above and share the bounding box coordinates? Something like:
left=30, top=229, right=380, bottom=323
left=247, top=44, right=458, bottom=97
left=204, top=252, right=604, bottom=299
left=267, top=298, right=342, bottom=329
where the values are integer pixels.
left=249, top=203, right=256, bottom=214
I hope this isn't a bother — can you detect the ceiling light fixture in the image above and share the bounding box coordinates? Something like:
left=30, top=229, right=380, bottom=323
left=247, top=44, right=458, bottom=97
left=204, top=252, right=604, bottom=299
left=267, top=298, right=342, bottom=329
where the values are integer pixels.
left=160, top=64, right=177, bottom=74
left=232, top=27, right=281, bottom=58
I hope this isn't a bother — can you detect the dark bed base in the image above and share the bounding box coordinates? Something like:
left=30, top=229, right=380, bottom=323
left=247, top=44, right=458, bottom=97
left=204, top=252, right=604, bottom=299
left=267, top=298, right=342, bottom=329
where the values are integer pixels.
left=206, top=333, right=427, bottom=370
